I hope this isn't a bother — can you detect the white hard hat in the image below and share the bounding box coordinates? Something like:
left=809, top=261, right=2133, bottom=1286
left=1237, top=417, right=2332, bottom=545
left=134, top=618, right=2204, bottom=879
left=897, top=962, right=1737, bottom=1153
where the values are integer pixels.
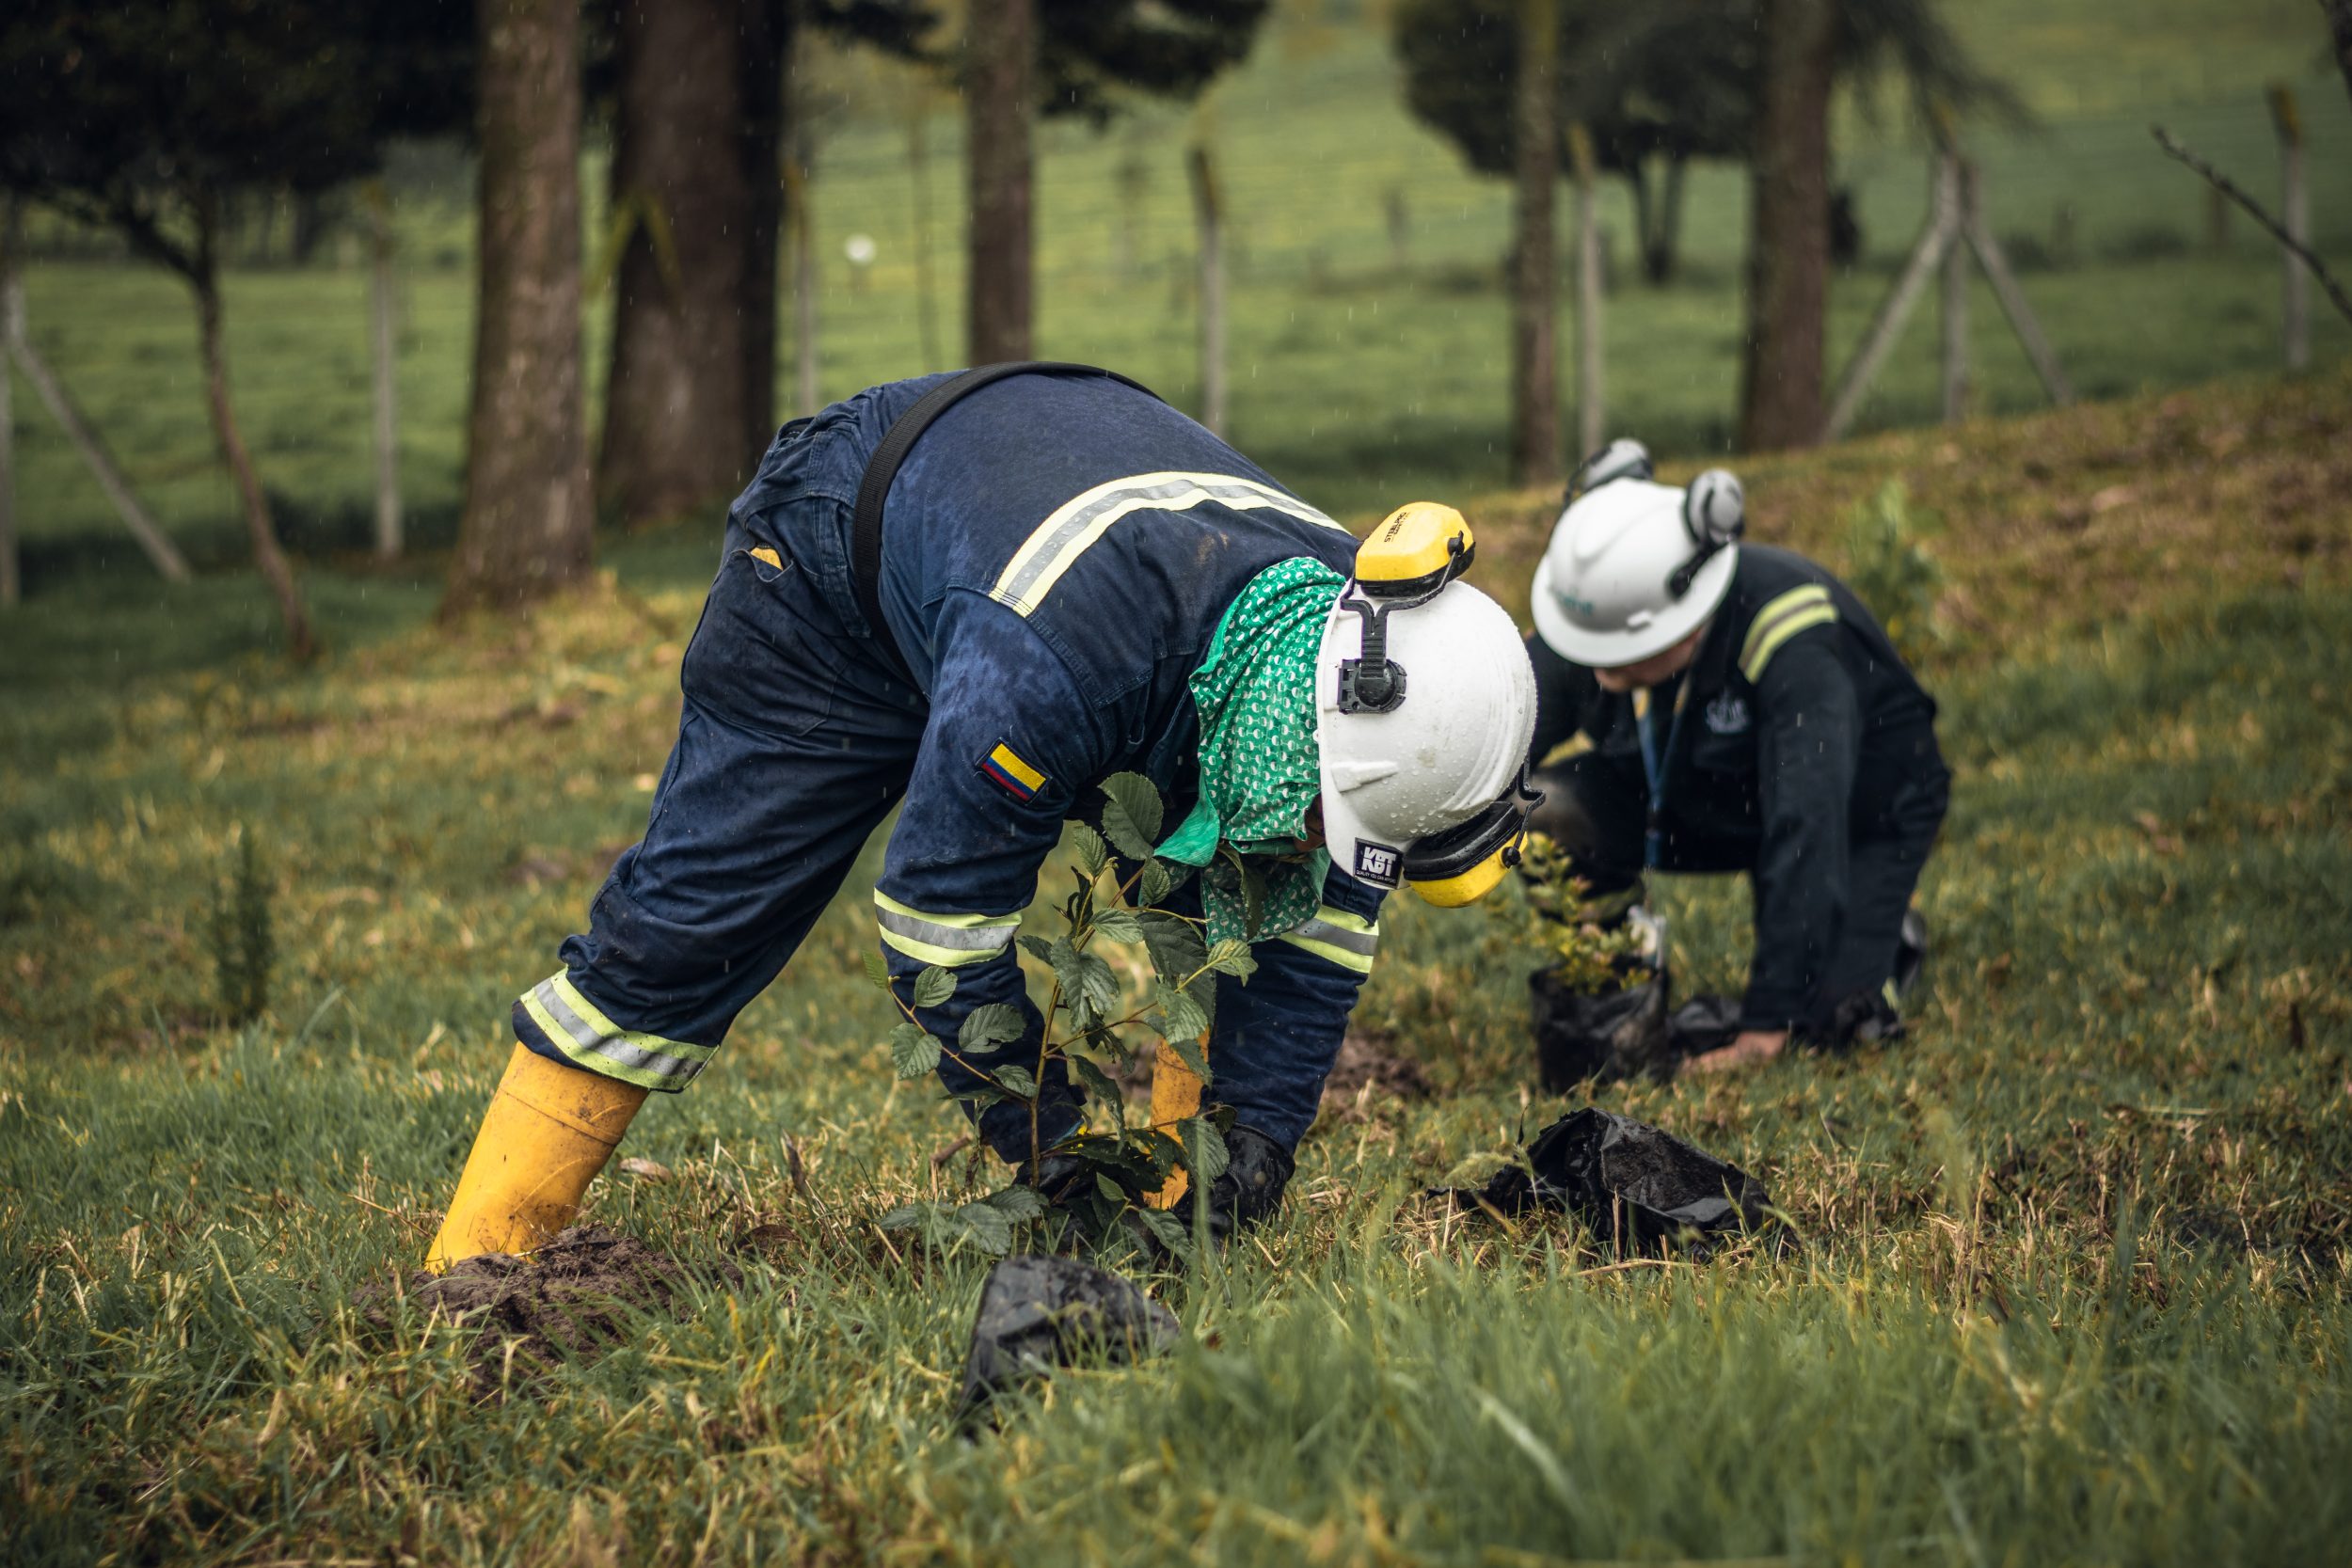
left=1531, top=470, right=1744, bottom=667
left=1315, top=529, right=1538, bottom=907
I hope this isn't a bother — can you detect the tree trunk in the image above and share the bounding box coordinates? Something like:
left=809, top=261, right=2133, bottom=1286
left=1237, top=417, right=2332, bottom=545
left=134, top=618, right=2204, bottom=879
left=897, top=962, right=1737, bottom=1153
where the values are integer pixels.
left=1657, top=155, right=1688, bottom=285
left=446, top=0, right=593, bottom=616
left=907, top=95, right=944, bottom=372
left=191, top=195, right=314, bottom=659
left=1737, top=0, right=1837, bottom=452
left=367, top=182, right=403, bottom=561
left=1508, top=0, right=1561, bottom=487
left=1189, top=140, right=1227, bottom=436
left=2325, top=0, right=2352, bottom=108
left=789, top=57, right=819, bottom=420
left=1623, top=161, right=1661, bottom=285
left=792, top=145, right=818, bottom=417
left=0, top=204, right=19, bottom=608
left=1571, top=124, right=1604, bottom=458
left=596, top=0, right=783, bottom=530
left=739, top=0, right=787, bottom=457
left=965, top=0, right=1037, bottom=364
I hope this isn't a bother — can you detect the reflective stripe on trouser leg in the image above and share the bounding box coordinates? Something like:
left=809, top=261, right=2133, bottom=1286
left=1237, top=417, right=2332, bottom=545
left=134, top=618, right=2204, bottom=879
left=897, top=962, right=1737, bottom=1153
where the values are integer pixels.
left=518, top=973, right=716, bottom=1092
left=872, top=891, right=1021, bottom=969
left=1276, top=906, right=1380, bottom=974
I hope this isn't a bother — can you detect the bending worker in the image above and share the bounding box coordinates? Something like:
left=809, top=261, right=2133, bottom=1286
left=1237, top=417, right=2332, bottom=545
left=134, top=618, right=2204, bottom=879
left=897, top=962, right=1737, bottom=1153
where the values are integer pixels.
left=1523, top=440, right=1948, bottom=1074
left=428, top=363, right=1537, bottom=1265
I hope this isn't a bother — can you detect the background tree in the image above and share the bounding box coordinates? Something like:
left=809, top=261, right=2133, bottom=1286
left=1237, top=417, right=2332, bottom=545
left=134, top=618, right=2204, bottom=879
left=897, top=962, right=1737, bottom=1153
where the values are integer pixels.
left=1508, top=0, right=1561, bottom=484
left=446, top=0, right=594, bottom=613
left=1396, top=0, right=2010, bottom=286
left=962, top=0, right=1274, bottom=365
left=2326, top=0, right=2352, bottom=106
left=1737, top=0, right=1839, bottom=451
left=0, top=0, right=470, bottom=656
left=593, top=0, right=930, bottom=531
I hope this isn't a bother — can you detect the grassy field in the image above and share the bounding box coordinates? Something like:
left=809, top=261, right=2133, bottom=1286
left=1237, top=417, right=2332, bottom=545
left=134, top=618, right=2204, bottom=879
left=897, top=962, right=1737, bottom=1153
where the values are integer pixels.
left=5, top=355, right=2350, bottom=1561
left=6, top=5, right=2352, bottom=1561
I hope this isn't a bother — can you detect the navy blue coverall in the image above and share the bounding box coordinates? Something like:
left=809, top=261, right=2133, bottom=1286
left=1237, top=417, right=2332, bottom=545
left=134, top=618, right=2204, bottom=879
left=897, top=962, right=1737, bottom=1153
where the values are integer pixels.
left=1525, top=545, right=1950, bottom=1038
left=512, top=372, right=1384, bottom=1161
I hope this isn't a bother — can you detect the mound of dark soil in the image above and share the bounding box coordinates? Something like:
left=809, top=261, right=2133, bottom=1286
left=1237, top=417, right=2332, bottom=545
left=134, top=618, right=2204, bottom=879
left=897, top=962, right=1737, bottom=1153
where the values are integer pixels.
left=1319, top=1031, right=1435, bottom=1118
left=359, top=1227, right=739, bottom=1391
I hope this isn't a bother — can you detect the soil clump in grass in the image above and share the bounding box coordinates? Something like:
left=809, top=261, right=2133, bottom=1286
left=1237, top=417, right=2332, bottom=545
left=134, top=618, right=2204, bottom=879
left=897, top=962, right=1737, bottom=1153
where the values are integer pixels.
left=1318, top=1031, right=1434, bottom=1117
left=360, top=1226, right=738, bottom=1391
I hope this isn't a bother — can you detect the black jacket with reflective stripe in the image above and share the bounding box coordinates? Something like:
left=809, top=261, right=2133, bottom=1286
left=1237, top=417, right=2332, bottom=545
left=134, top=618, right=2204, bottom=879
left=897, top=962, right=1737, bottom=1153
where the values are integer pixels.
left=1525, top=545, right=1947, bottom=1025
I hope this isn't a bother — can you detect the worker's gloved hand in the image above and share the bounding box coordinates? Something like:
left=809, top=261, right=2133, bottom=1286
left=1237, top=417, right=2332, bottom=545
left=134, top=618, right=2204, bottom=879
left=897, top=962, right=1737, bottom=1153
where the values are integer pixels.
left=1169, top=1124, right=1295, bottom=1245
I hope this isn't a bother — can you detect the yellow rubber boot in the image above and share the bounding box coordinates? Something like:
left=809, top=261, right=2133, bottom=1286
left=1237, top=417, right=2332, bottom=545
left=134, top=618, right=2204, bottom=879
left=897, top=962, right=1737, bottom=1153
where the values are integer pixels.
left=424, top=1043, right=649, bottom=1270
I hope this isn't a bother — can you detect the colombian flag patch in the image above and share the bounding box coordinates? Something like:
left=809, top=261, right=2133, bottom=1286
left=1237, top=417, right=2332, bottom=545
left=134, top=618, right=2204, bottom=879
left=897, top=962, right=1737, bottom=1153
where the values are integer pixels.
left=978, top=741, right=1046, bottom=803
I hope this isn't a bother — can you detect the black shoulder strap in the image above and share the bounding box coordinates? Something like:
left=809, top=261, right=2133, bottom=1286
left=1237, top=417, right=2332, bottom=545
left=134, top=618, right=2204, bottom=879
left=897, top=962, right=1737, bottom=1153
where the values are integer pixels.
left=851, top=361, right=1160, bottom=678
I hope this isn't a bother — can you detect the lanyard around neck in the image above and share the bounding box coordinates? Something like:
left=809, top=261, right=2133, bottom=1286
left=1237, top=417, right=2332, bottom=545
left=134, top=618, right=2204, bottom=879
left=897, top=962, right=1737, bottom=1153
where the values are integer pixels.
left=1634, top=679, right=1690, bottom=870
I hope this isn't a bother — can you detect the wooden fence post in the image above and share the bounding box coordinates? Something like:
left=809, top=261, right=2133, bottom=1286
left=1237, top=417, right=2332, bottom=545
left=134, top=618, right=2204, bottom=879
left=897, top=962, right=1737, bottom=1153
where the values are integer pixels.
left=0, top=202, right=18, bottom=607
left=2271, top=85, right=2310, bottom=372
left=3, top=231, right=191, bottom=583
left=366, top=181, right=404, bottom=562
left=1826, top=151, right=1959, bottom=440
left=1942, top=159, right=1973, bottom=423
left=1569, top=122, right=1605, bottom=457
left=1189, top=138, right=1227, bottom=436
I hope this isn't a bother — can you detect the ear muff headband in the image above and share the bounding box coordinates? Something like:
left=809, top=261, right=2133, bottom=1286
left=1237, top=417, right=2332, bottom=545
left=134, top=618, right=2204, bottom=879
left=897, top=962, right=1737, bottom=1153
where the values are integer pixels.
left=1564, top=437, right=1655, bottom=506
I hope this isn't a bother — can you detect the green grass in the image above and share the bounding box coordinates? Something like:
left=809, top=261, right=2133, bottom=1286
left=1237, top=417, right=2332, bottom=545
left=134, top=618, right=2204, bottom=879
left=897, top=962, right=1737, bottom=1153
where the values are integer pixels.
left=4, top=360, right=2350, bottom=1563
left=5, top=8, right=2351, bottom=1560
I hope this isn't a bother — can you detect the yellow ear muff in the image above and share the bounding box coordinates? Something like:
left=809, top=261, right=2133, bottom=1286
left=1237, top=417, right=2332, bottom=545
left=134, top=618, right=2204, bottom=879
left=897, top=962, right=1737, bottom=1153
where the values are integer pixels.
left=1356, top=501, right=1475, bottom=598
left=1406, top=835, right=1519, bottom=908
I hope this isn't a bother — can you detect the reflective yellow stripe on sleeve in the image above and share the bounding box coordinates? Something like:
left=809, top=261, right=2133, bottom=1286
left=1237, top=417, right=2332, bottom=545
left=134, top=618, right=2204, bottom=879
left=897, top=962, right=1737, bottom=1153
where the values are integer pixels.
left=991, top=472, right=1349, bottom=617
left=1740, top=584, right=1836, bottom=683
left=873, top=891, right=1022, bottom=969
left=1276, top=905, right=1379, bottom=975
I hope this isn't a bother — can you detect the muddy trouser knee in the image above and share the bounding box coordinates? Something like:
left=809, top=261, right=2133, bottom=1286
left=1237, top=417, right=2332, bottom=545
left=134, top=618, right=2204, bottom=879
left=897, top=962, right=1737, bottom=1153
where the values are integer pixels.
left=1807, top=769, right=1949, bottom=1038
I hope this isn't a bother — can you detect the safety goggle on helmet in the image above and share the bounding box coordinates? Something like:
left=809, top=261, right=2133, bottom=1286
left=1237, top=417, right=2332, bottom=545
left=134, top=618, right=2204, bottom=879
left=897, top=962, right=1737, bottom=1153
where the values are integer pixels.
left=1314, top=503, right=1541, bottom=907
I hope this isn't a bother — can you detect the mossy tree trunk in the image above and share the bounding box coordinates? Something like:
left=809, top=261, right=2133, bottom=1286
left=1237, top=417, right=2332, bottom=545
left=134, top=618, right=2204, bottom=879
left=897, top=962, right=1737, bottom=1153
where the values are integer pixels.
left=596, top=0, right=787, bottom=531
left=1507, top=0, right=1560, bottom=487
left=446, top=0, right=593, bottom=615
left=1737, top=0, right=1836, bottom=452
left=965, top=0, right=1036, bottom=365
left=190, top=188, right=314, bottom=658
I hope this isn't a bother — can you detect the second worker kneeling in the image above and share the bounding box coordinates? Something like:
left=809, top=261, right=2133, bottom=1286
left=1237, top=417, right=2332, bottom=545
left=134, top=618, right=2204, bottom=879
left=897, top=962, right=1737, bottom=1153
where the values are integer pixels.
left=1522, top=441, right=1951, bottom=1076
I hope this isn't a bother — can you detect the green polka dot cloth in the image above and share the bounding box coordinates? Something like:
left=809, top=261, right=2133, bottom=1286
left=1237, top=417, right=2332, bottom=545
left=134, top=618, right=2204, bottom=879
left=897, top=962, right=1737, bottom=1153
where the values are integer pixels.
left=1155, top=555, right=1345, bottom=947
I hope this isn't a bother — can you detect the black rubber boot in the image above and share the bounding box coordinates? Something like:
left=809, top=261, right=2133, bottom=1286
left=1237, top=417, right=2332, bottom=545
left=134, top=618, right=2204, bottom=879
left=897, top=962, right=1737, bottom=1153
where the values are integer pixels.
left=1009, top=1149, right=1118, bottom=1253
left=1169, top=1124, right=1295, bottom=1245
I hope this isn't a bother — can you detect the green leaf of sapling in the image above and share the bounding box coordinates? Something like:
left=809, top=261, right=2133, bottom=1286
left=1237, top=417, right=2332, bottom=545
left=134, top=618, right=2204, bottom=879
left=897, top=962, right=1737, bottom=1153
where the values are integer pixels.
left=861, top=949, right=892, bottom=992
left=1099, top=772, right=1166, bottom=860
left=1178, top=1117, right=1231, bottom=1186
left=984, top=1184, right=1049, bottom=1224
left=913, top=966, right=958, bottom=1008
left=889, top=1022, right=944, bottom=1079
left=959, top=1002, right=1027, bottom=1051
left=1205, top=938, right=1257, bottom=981
left=1069, top=822, right=1109, bottom=878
